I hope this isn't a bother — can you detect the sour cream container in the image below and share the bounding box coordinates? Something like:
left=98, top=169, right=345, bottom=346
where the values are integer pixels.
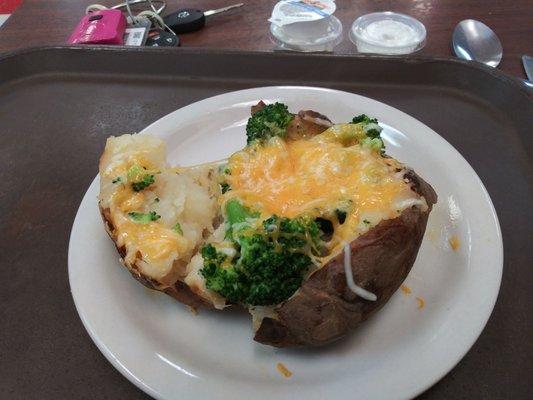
left=349, top=12, right=426, bottom=55
left=269, top=0, right=343, bottom=52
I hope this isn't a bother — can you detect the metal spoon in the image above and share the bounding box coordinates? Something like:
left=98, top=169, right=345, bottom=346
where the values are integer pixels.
left=452, top=19, right=503, bottom=67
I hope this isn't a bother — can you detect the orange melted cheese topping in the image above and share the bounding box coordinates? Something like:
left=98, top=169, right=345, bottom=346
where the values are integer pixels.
left=117, top=219, right=187, bottom=266
left=108, top=178, right=189, bottom=278
left=225, top=131, right=422, bottom=252
left=112, top=186, right=146, bottom=213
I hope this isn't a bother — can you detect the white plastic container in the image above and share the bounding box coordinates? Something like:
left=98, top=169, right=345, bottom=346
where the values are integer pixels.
left=349, top=12, right=426, bottom=55
left=269, top=0, right=343, bottom=52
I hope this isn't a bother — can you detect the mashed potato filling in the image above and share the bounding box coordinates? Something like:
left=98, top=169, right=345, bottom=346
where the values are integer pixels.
left=99, top=135, right=218, bottom=283
left=224, top=126, right=427, bottom=256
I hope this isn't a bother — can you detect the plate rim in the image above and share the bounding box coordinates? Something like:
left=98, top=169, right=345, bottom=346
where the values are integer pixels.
left=68, top=85, right=503, bottom=400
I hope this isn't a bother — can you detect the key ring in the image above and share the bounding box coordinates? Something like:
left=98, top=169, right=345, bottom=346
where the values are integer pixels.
left=111, top=0, right=166, bottom=15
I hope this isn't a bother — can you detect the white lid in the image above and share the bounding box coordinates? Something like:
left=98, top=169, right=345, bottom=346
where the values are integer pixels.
left=349, top=12, right=426, bottom=55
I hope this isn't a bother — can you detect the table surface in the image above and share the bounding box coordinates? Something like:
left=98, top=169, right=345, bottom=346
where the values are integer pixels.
left=0, top=0, right=532, bottom=77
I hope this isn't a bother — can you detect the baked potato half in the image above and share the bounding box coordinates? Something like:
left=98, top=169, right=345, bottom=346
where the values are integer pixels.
left=98, top=102, right=436, bottom=347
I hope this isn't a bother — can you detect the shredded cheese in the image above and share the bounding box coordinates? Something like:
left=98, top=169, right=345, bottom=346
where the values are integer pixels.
left=416, top=296, right=425, bottom=309
left=276, top=363, right=293, bottom=378
left=448, top=235, right=460, bottom=251
left=400, top=285, right=412, bottom=295
left=343, top=244, right=377, bottom=301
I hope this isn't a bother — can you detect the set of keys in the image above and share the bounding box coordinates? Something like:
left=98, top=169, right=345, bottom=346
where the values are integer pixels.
left=128, top=2, right=244, bottom=47
left=70, top=1, right=244, bottom=48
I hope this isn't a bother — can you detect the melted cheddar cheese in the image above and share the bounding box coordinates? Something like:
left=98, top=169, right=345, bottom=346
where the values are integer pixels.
left=116, top=217, right=189, bottom=271
left=224, top=128, right=426, bottom=254
left=112, top=187, right=146, bottom=213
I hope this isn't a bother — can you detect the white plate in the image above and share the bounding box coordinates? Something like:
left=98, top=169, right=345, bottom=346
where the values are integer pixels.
left=68, top=86, right=503, bottom=400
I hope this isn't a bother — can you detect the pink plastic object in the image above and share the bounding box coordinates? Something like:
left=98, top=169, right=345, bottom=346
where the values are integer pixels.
left=68, top=10, right=126, bottom=45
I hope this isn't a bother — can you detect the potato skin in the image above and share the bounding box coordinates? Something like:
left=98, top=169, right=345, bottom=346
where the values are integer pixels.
left=99, top=206, right=212, bottom=309
left=254, top=171, right=437, bottom=347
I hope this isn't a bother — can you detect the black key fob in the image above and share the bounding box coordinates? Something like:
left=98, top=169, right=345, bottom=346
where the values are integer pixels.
left=145, top=30, right=180, bottom=47
left=163, top=9, right=206, bottom=33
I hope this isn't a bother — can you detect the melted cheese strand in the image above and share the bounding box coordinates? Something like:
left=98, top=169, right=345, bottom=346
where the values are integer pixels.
left=343, top=243, right=377, bottom=301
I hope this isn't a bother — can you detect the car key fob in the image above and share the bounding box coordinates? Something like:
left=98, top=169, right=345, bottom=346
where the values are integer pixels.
left=145, top=30, right=180, bottom=47
left=163, top=9, right=205, bottom=34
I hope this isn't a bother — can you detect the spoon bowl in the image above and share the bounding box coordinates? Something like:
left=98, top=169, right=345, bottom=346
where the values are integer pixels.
left=452, top=19, right=503, bottom=67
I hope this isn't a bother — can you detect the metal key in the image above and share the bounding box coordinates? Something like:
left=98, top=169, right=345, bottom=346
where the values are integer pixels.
left=163, top=3, right=244, bottom=34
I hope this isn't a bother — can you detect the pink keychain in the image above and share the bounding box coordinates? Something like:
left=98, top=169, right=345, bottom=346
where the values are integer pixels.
left=68, top=9, right=127, bottom=45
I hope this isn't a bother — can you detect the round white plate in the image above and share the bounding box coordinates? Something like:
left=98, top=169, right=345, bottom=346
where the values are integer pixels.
left=69, top=86, right=503, bottom=400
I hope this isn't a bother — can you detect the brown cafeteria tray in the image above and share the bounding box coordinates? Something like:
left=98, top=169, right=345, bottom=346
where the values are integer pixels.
left=0, top=46, right=531, bottom=399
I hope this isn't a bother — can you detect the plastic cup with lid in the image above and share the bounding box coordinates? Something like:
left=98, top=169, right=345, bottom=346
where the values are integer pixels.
left=269, top=0, right=343, bottom=52
left=349, top=12, right=427, bottom=55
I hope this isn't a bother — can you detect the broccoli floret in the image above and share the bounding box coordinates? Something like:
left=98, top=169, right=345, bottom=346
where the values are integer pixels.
left=361, top=137, right=385, bottom=152
left=200, top=212, right=324, bottom=306
left=352, top=114, right=382, bottom=138
left=128, top=211, right=160, bottom=224
left=201, top=245, right=247, bottom=303
left=352, top=114, right=377, bottom=125
left=237, top=233, right=311, bottom=305
left=263, top=215, right=324, bottom=252
left=363, top=123, right=382, bottom=139
left=224, top=199, right=260, bottom=240
left=127, top=165, right=156, bottom=192
left=112, top=177, right=122, bottom=184
left=225, top=199, right=259, bottom=225
left=351, top=114, right=384, bottom=152
left=131, top=175, right=155, bottom=192
left=246, top=102, right=294, bottom=145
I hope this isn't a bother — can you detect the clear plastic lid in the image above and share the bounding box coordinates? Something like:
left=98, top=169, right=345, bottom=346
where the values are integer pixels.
left=270, top=15, right=343, bottom=52
left=349, top=12, right=426, bottom=55
left=269, top=0, right=342, bottom=52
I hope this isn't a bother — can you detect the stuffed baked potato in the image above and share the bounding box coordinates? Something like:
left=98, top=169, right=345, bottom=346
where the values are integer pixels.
left=98, top=101, right=437, bottom=347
